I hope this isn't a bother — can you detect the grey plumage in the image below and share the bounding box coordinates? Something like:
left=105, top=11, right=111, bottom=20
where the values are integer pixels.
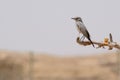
left=72, top=17, right=95, bottom=47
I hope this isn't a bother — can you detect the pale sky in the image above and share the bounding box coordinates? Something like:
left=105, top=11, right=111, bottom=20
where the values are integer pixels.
left=0, top=0, right=120, bottom=56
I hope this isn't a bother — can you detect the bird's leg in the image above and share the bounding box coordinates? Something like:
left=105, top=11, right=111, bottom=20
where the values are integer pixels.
left=80, top=36, right=85, bottom=42
left=78, top=33, right=85, bottom=42
left=80, top=35, right=84, bottom=40
left=82, top=36, right=85, bottom=41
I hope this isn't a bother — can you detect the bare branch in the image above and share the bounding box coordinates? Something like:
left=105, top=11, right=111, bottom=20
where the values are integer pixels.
left=76, top=33, right=120, bottom=50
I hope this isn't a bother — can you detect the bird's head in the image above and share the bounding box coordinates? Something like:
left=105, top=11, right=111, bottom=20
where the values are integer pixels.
left=71, top=17, right=83, bottom=22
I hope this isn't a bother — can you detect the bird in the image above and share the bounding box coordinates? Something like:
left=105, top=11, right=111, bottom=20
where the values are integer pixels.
left=71, top=17, right=95, bottom=47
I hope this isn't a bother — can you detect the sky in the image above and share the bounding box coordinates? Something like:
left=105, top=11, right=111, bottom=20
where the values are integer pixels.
left=0, top=0, right=120, bottom=56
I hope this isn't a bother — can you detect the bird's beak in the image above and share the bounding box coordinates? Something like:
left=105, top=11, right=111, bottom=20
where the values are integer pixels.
left=71, top=18, right=75, bottom=20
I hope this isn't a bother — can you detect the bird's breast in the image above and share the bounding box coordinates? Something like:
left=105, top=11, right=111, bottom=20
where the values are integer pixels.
left=76, top=25, right=82, bottom=33
left=75, top=22, right=81, bottom=32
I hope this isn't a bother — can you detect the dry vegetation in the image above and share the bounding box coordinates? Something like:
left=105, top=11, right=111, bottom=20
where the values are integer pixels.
left=0, top=50, right=118, bottom=80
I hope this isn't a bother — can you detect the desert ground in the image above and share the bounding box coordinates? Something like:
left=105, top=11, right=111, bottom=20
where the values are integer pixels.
left=0, top=50, right=119, bottom=80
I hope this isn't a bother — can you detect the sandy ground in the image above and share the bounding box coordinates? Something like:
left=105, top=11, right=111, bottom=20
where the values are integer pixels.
left=0, top=50, right=119, bottom=80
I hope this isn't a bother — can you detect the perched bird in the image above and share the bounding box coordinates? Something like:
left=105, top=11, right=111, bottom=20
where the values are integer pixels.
left=71, top=17, right=95, bottom=47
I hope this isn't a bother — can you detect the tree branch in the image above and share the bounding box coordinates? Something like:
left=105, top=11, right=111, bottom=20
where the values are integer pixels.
left=76, top=33, right=120, bottom=50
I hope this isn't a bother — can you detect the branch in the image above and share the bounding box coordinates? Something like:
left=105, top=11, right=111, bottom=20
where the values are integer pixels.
left=76, top=33, right=120, bottom=50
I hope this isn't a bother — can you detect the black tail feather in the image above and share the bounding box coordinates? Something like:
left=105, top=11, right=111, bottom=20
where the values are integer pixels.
left=88, top=38, right=95, bottom=48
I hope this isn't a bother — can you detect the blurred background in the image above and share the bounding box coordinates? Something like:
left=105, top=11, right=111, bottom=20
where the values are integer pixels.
left=0, top=51, right=119, bottom=80
left=0, top=0, right=120, bottom=80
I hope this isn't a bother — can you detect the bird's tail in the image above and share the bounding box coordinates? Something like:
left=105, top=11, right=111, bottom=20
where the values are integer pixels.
left=88, top=38, right=95, bottom=48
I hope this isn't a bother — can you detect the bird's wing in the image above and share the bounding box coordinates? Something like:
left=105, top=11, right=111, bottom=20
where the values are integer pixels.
left=77, top=22, right=90, bottom=38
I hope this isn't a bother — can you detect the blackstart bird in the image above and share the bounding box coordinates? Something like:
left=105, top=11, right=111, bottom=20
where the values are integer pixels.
left=71, top=17, right=95, bottom=47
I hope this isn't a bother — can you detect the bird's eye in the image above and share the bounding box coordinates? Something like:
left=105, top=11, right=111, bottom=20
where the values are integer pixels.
left=77, top=18, right=79, bottom=20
